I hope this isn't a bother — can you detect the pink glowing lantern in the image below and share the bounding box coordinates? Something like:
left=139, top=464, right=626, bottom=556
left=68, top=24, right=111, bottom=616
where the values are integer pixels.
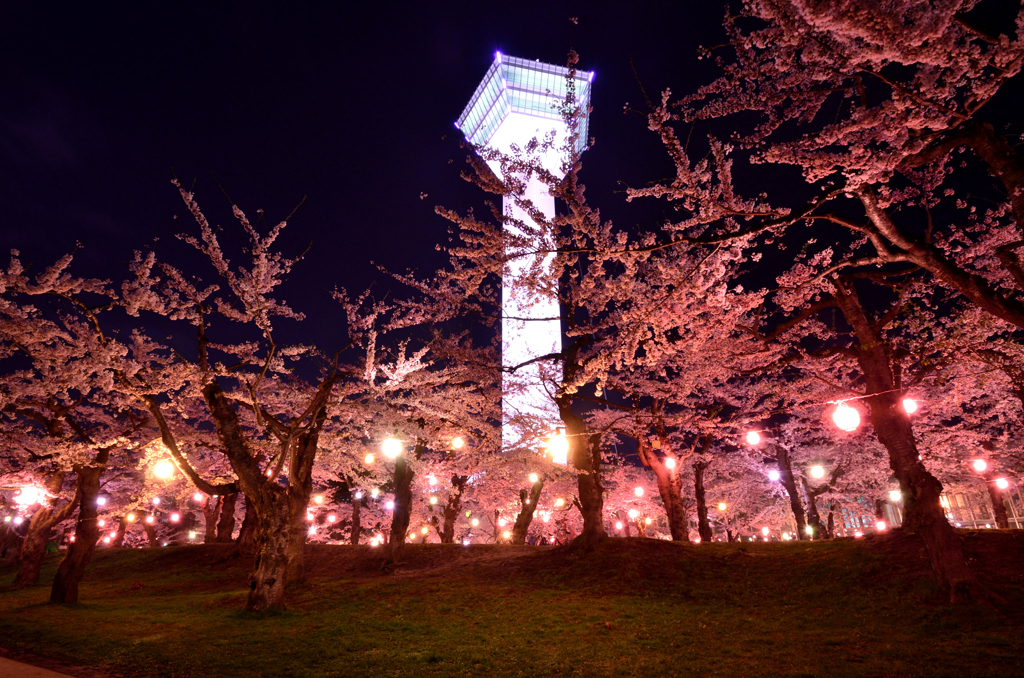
left=832, top=402, right=860, bottom=432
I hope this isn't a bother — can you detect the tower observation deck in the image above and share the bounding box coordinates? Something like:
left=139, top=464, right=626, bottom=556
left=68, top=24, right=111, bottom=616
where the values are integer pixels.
left=456, top=53, right=593, bottom=452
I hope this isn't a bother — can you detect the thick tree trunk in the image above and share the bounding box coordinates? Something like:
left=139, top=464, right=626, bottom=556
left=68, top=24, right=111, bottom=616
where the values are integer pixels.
left=440, top=475, right=467, bottom=544
left=800, top=478, right=829, bottom=539
left=511, top=480, right=544, bottom=545
left=50, top=465, right=104, bottom=604
left=246, top=489, right=291, bottom=612
left=984, top=481, right=1011, bottom=529
left=827, top=501, right=836, bottom=537
left=693, top=462, right=713, bottom=542
left=202, top=496, right=221, bottom=544
left=14, top=518, right=52, bottom=587
left=216, top=493, right=238, bottom=542
left=111, top=515, right=129, bottom=547
left=14, top=471, right=75, bottom=587
left=383, top=452, right=415, bottom=567
left=775, top=446, right=808, bottom=540
left=557, top=401, right=605, bottom=547
left=237, top=495, right=258, bottom=554
left=832, top=278, right=984, bottom=603
left=142, top=514, right=160, bottom=547
left=284, top=488, right=310, bottom=584
left=349, top=497, right=362, bottom=545
left=654, top=463, right=690, bottom=542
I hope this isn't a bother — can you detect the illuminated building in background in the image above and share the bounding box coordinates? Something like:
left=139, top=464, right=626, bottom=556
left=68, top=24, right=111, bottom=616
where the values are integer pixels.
left=456, top=52, right=593, bottom=450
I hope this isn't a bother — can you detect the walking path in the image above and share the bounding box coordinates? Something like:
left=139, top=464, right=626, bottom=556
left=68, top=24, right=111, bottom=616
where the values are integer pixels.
left=0, top=655, right=78, bottom=677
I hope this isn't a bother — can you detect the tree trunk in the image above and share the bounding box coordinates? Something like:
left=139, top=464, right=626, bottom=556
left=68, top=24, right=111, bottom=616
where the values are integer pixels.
left=832, top=277, right=984, bottom=603
left=827, top=501, right=836, bottom=538
left=349, top=497, right=362, bottom=545
left=202, top=496, right=221, bottom=544
left=383, top=452, right=415, bottom=567
left=800, top=478, right=830, bottom=539
left=284, top=488, right=310, bottom=584
left=50, top=465, right=103, bottom=604
left=775, top=446, right=808, bottom=540
left=237, top=494, right=257, bottom=554
left=557, top=399, right=605, bottom=548
left=440, top=475, right=467, bottom=544
left=216, top=493, right=238, bottom=542
left=246, top=487, right=291, bottom=612
left=984, top=480, right=1010, bottom=529
left=14, top=518, right=52, bottom=588
left=142, top=514, right=160, bottom=547
left=511, top=480, right=544, bottom=545
left=694, top=461, right=713, bottom=542
left=111, top=515, right=129, bottom=547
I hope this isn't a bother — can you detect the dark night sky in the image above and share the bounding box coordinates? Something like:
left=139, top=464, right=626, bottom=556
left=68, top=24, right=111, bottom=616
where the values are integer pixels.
left=0, top=1, right=722, bottom=346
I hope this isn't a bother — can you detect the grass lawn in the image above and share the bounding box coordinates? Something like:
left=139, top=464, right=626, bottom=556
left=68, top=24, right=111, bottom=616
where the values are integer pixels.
left=1, top=531, right=1023, bottom=677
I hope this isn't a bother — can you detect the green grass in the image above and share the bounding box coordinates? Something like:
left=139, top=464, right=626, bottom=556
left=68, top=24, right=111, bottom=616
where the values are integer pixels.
left=2, top=531, right=1023, bottom=677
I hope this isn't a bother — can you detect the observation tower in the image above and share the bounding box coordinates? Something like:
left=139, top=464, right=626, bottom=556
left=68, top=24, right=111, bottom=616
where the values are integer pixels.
left=456, top=52, right=593, bottom=451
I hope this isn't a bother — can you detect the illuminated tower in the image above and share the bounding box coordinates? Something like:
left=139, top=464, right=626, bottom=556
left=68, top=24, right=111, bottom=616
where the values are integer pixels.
left=456, top=52, right=593, bottom=451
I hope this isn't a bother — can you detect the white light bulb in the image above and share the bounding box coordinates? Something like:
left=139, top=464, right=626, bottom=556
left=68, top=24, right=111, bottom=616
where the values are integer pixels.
left=664, top=458, right=677, bottom=470
left=995, top=478, right=1009, bottom=490
left=529, top=473, right=539, bottom=484
left=889, top=490, right=902, bottom=502
left=972, top=459, right=987, bottom=473
left=768, top=470, right=781, bottom=482
left=902, top=398, right=917, bottom=415
left=634, top=486, right=644, bottom=497
left=832, top=402, right=860, bottom=432
left=746, top=431, right=761, bottom=445
left=810, top=465, right=825, bottom=479
left=381, top=438, right=403, bottom=459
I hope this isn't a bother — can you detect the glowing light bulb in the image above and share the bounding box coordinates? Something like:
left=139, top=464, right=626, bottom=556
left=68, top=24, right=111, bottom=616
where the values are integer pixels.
left=761, top=527, right=770, bottom=537
left=746, top=431, right=761, bottom=445
left=832, top=402, right=860, bottom=432
left=188, top=531, right=197, bottom=539
left=634, top=486, right=644, bottom=497
left=14, top=486, right=46, bottom=507
left=153, top=459, right=174, bottom=479
left=381, top=438, right=403, bottom=459
left=193, top=492, right=204, bottom=502
left=768, top=470, right=781, bottom=482
left=370, top=488, right=379, bottom=498
left=717, top=502, right=727, bottom=511
left=98, top=519, right=106, bottom=527
left=664, top=458, right=677, bottom=470
left=805, top=525, right=814, bottom=535
left=313, top=495, right=324, bottom=505
left=972, top=459, right=988, bottom=473
left=542, top=514, right=550, bottom=523
left=498, top=518, right=506, bottom=527
left=364, top=453, right=375, bottom=464
left=151, top=497, right=161, bottom=505
left=145, top=516, right=155, bottom=524
left=628, top=509, right=638, bottom=519
left=170, top=513, right=180, bottom=523
left=110, top=531, right=117, bottom=539
left=810, top=465, right=825, bottom=479
left=471, top=518, right=479, bottom=527
left=615, top=521, right=624, bottom=530
left=328, top=514, right=337, bottom=523
left=554, top=498, right=565, bottom=507
left=385, top=500, right=395, bottom=510
left=902, top=398, right=917, bottom=415
left=463, top=539, right=471, bottom=546
left=306, top=512, right=315, bottom=521
left=502, top=531, right=511, bottom=539
left=429, top=496, right=438, bottom=505
left=354, top=491, right=363, bottom=499
left=309, top=526, right=317, bottom=536
left=96, top=497, right=107, bottom=506
left=995, top=478, right=1009, bottom=490
left=529, top=473, right=539, bottom=484
left=547, top=433, right=569, bottom=465
left=103, top=537, right=111, bottom=544
left=854, top=531, right=863, bottom=538
left=13, top=516, right=24, bottom=525
left=427, top=474, right=438, bottom=486
left=420, top=526, right=429, bottom=535
left=889, top=490, right=902, bottom=502
left=875, top=521, right=887, bottom=532
left=452, top=437, right=465, bottom=449
left=3, top=516, right=9, bottom=523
